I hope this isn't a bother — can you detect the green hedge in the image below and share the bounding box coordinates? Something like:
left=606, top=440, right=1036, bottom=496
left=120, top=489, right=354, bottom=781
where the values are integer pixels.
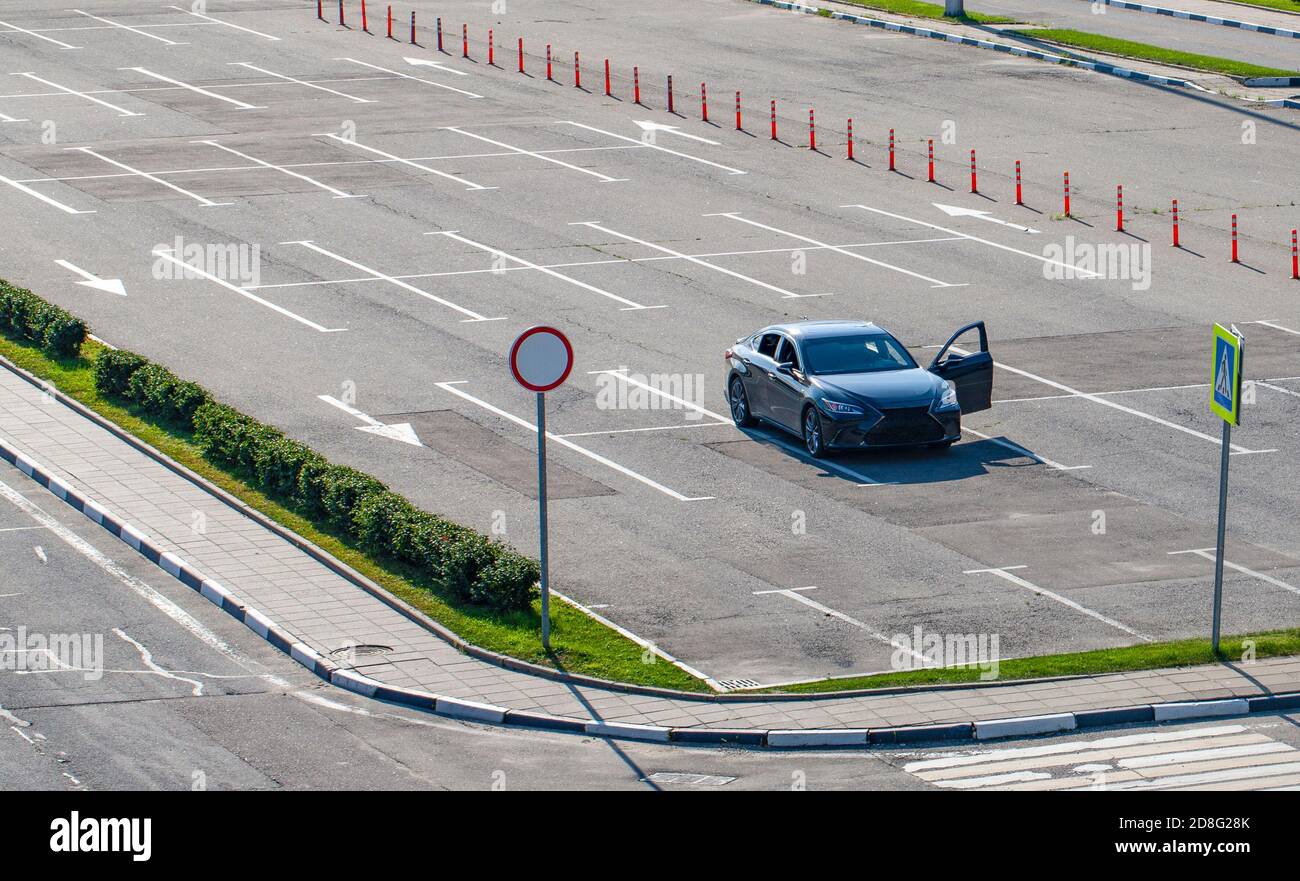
left=0, top=279, right=87, bottom=358
left=95, top=357, right=541, bottom=612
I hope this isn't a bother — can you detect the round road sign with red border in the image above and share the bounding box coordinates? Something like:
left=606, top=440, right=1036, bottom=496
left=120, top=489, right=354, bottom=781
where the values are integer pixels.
left=509, top=326, right=574, bottom=393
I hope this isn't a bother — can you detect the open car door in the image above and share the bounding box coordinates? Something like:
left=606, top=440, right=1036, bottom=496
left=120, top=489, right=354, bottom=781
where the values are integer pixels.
left=927, top=321, right=993, bottom=414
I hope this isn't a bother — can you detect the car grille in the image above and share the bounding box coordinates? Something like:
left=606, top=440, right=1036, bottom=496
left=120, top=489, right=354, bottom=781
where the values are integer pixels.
left=865, top=406, right=945, bottom=445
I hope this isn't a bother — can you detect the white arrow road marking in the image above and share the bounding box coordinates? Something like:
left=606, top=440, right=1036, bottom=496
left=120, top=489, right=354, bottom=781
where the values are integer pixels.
left=933, top=202, right=1040, bottom=234
left=965, top=566, right=1151, bottom=640
left=54, top=259, right=125, bottom=296
left=752, top=586, right=928, bottom=663
left=632, top=120, right=720, bottom=145
left=318, top=395, right=422, bottom=447
left=404, top=56, right=470, bottom=76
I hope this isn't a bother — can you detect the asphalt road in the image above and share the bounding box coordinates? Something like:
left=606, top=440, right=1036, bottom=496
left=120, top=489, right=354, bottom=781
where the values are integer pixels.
left=0, top=0, right=1297, bottom=689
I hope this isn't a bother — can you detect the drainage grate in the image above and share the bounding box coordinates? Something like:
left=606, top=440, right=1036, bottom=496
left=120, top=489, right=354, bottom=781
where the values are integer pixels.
left=645, top=772, right=736, bottom=787
left=716, top=678, right=761, bottom=691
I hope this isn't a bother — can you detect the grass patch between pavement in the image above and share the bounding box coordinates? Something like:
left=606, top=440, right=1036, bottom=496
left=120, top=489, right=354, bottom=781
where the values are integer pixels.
left=1214, top=0, right=1300, bottom=13
left=0, top=334, right=708, bottom=693
left=837, top=0, right=1016, bottom=25
left=1010, top=28, right=1300, bottom=79
left=761, top=630, right=1300, bottom=694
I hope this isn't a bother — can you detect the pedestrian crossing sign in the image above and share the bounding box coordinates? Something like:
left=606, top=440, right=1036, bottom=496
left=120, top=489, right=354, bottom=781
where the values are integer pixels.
left=1211, top=324, right=1243, bottom=426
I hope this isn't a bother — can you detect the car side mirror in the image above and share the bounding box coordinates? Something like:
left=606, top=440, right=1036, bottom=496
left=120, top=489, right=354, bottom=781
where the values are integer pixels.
left=776, top=362, right=794, bottom=375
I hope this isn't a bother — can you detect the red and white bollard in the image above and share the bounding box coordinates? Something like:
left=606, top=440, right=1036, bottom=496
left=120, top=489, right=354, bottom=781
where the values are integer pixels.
left=489, top=29, right=495, bottom=65
left=386, top=4, right=392, bottom=38
left=701, top=83, right=708, bottom=122
left=1015, top=160, right=1022, bottom=205
left=519, top=38, right=524, bottom=73
left=770, top=100, right=777, bottom=140
left=634, top=67, right=641, bottom=105
left=1231, top=214, right=1239, bottom=263
left=1116, top=185, right=1124, bottom=232
left=318, top=0, right=324, bottom=21
left=889, top=128, right=895, bottom=171
left=1292, top=229, right=1298, bottom=279
left=462, top=24, right=468, bottom=57
left=604, top=59, right=611, bottom=97
left=735, top=91, right=742, bottom=130
left=1063, top=171, right=1071, bottom=217
left=1172, top=199, right=1180, bottom=247
left=809, top=109, right=816, bottom=151
left=667, top=75, right=674, bottom=113
left=546, top=45, right=552, bottom=80
left=970, top=149, right=977, bottom=194
left=847, top=118, right=854, bottom=161
left=409, top=10, right=414, bottom=43
left=927, top=139, right=935, bottom=183
left=437, top=17, right=443, bottom=51
left=338, top=0, right=344, bottom=26
left=361, top=0, right=367, bottom=32
left=574, top=52, right=581, bottom=88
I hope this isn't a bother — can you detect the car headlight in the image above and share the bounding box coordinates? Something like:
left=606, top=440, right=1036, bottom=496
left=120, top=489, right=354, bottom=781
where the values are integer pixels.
left=821, top=399, right=864, bottom=416
left=934, top=381, right=959, bottom=410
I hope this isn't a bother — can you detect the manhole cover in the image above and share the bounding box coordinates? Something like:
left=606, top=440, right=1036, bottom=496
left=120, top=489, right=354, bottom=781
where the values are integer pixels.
left=328, top=644, right=393, bottom=658
left=645, top=773, right=736, bottom=787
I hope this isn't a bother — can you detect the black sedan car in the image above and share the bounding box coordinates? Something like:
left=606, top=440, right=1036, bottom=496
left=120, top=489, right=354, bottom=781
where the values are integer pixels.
left=724, top=320, right=993, bottom=457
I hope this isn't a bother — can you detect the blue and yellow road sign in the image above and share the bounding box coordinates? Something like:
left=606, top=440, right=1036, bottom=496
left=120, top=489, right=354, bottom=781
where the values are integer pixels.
left=1211, top=324, right=1243, bottom=426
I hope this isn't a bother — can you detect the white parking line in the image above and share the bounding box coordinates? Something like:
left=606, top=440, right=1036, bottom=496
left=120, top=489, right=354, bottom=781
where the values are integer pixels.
left=1168, top=549, right=1300, bottom=598
left=708, top=212, right=964, bottom=289
left=435, top=381, right=713, bottom=501
left=1258, top=381, right=1300, bottom=401
left=430, top=230, right=659, bottom=310
left=965, top=565, right=1151, bottom=640
left=843, top=204, right=1106, bottom=279
left=229, top=62, right=372, bottom=103
left=335, top=58, right=481, bottom=98
left=11, top=72, right=140, bottom=116
left=949, top=346, right=1271, bottom=455
left=121, top=67, right=262, bottom=110
left=752, top=586, right=927, bottom=662
left=168, top=5, right=280, bottom=41
left=960, top=426, right=1090, bottom=471
left=574, top=222, right=830, bottom=299
left=0, top=19, right=80, bottom=49
left=1254, top=319, right=1300, bottom=337
left=284, top=240, right=501, bottom=322
left=198, top=140, right=367, bottom=199
left=73, top=10, right=187, bottom=45
left=556, top=422, right=732, bottom=439
left=72, top=147, right=232, bottom=207
left=0, top=173, right=94, bottom=214
left=446, top=127, right=628, bottom=183
left=0, top=110, right=27, bottom=122
left=151, top=249, right=345, bottom=333
left=562, top=121, right=747, bottom=176
left=318, top=133, right=494, bottom=191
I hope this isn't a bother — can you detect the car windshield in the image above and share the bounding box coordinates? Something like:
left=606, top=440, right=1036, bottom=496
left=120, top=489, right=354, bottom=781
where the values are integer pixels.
left=801, top=333, right=917, bottom=375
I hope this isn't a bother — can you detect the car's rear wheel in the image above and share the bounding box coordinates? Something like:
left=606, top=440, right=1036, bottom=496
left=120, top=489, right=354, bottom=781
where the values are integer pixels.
left=729, top=377, right=756, bottom=427
left=803, top=407, right=827, bottom=458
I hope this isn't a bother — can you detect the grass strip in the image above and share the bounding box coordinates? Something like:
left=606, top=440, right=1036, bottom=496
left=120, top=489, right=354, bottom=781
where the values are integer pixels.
left=0, top=334, right=708, bottom=692
left=835, top=0, right=1017, bottom=25
left=1010, top=27, right=1300, bottom=79
left=761, top=630, right=1300, bottom=693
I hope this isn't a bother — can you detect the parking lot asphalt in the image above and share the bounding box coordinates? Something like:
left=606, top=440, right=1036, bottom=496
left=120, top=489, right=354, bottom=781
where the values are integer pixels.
left=0, top=0, right=1297, bottom=687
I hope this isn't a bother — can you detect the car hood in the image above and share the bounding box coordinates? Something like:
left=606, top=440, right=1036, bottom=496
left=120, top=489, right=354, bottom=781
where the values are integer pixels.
left=817, top=368, right=942, bottom=409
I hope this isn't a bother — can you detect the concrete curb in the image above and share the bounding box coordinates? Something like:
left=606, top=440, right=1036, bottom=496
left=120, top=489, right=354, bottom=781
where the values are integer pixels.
left=1085, top=0, right=1300, bottom=39
left=3, top=376, right=1298, bottom=750
left=748, top=0, right=1193, bottom=87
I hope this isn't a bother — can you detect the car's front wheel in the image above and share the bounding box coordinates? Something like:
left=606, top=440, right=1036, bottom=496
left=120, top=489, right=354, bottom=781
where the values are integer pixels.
left=803, top=407, right=827, bottom=458
left=729, top=377, right=756, bottom=427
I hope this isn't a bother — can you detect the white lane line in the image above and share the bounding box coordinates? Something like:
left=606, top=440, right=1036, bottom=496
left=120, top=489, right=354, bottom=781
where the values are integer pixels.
left=1105, top=761, right=1300, bottom=791
left=589, top=368, right=892, bottom=486
left=318, top=132, right=494, bottom=191
left=121, top=67, right=262, bottom=110
left=73, top=10, right=186, bottom=45
left=1254, top=319, right=1300, bottom=337
left=435, top=382, right=713, bottom=501
left=0, top=172, right=94, bottom=214
left=284, top=240, right=499, bottom=322
left=574, top=221, right=830, bottom=299
left=11, top=72, right=140, bottom=116
left=556, top=422, right=732, bottom=439
left=0, top=110, right=28, bottom=122
left=960, top=426, right=1090, bottom=471
left=1168, top=548, right=1300, bottom=597
left=336, top=57, right=481, bottom=98
left=1119, top=741, right=1294, bottom=769
left=167, top=5, right=280, bottom=41
left=152, top=248, right=345, bottom=333
left=562, top=121, right=747, bottom=176
left=993, top=375, right=1300, bottom=404
left=229, top=62, right=371, bottom=102
left=1258, top=380, right=1300, bottom=400
left=72, top=147, right=232, bottom=207
left=430, top=230, right=658, bottom=310
left=707, top=212, right=964, bottom=289
left=0, top=19, right=80, bottom=49
left=446, top=126, right=628, bottom=183
left=964, top=565, right=1151, bottom=640
left=949, top=346, right=1267, bottom=455
left=843, top=204, right=1106, bottom=279
left=752, top=586, right=928, bottom=662
left=197, top=140, right=366, bottom=199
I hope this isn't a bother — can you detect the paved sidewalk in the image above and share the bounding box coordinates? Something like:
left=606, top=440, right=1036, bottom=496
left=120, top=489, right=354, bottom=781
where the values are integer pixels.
left=2, top=359, right=1298, bottom=741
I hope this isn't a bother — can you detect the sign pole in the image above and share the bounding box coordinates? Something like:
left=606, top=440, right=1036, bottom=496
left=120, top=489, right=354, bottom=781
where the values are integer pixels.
left=1211, top=419, right=1230, bottom=654
left=536, top=391, right=550, bottom=651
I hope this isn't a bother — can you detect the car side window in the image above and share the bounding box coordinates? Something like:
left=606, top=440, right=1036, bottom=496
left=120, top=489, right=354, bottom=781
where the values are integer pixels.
left=757, top=333, right=780, bottom=358
left=777, top=338, right=800, bottom=371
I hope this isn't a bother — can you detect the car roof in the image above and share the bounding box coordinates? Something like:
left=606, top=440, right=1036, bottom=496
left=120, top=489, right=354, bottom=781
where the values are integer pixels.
left=758, top=320, right=883, bottom=340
